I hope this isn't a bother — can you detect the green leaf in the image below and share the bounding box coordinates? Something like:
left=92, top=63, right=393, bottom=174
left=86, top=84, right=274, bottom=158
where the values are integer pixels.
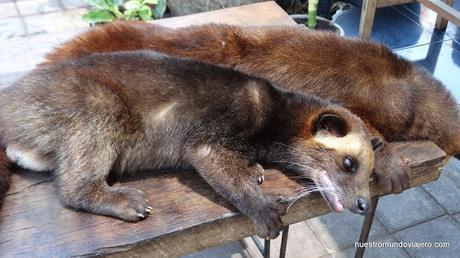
left=144, top=0, right=158, bottom=4
left=86, top=0, right=109, bottom=9
left=152, top=0, right=166, bottom=19
left=82, top=10, right=116, bottom=23
left=138, top=5, right=152, bottom=20
left=124, top=8, right=137, bottom=19
left=103, top=0, right=118, bottom=7
left=124, top=0, right=141, bottom=10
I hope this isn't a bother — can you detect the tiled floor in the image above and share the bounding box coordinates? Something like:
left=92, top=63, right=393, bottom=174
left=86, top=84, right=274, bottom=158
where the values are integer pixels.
left=0, top=0, right=87, bottom=39
left=0, top=1, right=459, bottom=258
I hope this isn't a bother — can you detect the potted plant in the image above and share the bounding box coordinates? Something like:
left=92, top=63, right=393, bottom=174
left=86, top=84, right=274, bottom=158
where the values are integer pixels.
left=82, top=0, right=167, bottom=25
left=290, top=0, right=344, bottom=35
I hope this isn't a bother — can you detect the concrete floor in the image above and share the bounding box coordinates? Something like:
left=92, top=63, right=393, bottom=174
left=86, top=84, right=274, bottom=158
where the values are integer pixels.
left=0, top=1, right=459, bottom=257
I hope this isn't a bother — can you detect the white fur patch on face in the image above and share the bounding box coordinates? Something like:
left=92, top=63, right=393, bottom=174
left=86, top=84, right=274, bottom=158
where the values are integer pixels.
left=314, top=133, right=373, bottom=171
left=6, top=144, right=52, bottom=172
left=315, top=133, right=364, bottom=154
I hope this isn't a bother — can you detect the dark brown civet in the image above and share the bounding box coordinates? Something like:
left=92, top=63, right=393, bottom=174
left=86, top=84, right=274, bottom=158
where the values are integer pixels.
left=0, top=51, right=377, bottom=238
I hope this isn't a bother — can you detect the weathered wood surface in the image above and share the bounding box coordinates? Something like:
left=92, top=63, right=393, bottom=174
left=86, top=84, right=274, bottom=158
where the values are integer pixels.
left=0, top=141, right=447, bottom=257
left=152, top=1, right=297, bottom=28
left=359, top=0, right=378, bottom=40
left=435, top=0, right=454, bottom=30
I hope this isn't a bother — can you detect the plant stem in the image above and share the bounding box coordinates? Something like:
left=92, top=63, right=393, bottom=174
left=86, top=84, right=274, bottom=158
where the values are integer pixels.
left=111, top=6, right=124, bottom=19
left=307, top=0, right=318, bottom=30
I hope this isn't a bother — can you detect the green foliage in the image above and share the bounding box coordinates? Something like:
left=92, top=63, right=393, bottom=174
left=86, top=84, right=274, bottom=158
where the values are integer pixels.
left=82, top=9, right=116, bottom=23
left=82, top=0, right=167, bottom=24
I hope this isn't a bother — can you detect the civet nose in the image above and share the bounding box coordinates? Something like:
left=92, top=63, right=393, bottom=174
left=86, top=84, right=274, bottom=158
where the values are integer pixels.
left=355, top=196, right=370, bottom=215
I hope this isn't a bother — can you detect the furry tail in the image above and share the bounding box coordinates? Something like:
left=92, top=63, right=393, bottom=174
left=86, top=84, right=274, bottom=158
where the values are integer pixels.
left=0, top=147, right=12, bottom=208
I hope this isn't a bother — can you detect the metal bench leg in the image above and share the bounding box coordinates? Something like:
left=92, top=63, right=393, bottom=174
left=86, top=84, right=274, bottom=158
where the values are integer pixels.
left=279, top=226, right=290, bottom=258
left=251, top=235, right=271, bottom=258
left=251, top=225, right=291, bottom=258
left=264, top=238, right=270, bottom=258
left=354, top=196, right=379, bottom=258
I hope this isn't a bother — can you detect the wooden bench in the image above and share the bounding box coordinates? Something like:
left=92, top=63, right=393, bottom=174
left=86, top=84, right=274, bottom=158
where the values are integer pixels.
left=359, top=0, right=460, bottom=40
left=0, top=2, right=448, bottom=257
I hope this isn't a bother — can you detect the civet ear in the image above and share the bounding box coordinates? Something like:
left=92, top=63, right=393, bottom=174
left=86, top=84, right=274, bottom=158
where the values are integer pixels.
left=314, top=113, right=348, bottom=137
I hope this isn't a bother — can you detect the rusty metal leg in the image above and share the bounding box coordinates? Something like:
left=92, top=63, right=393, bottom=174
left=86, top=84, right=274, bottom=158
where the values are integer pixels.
left=354, top=196, right=379, bottom=258
left=252, top=226, right=289, bottom=258
left=279, top=226, right=290, bottom=258
left=264, top=238, right=271, bottom=258
left=250, top=236, right=270, bottom=258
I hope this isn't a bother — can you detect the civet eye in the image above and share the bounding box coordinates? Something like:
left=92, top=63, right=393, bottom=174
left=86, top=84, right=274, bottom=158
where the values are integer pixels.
left=343, top=156, right=356, bottom=173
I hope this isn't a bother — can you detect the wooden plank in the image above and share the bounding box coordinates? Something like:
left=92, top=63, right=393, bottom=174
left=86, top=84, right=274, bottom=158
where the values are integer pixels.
left=359, top=0, right=378, bottom=40
left=377, top=0, right=415, bottom=8
left=435, top=0, right=454, bottom=30
left=0, top=141, right=446, bottom=257
left=151, top=1, right=297, bottom=28
left=417, top=0, right=460, bottom=28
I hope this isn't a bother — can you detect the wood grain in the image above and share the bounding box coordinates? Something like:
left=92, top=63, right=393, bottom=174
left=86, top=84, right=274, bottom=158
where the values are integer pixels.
left=435, top=0, right=454, bottom=30
left=151, top=1, right=297, bottom=28
left=0, top=141, right=446, bottom=257
left=359, top=0, right=378, bottom=40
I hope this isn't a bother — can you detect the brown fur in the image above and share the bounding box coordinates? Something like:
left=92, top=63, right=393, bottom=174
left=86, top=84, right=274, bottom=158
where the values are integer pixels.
left=0, top=148, right=11, bottom=208
left=42, top=22, right=460, bottom=192
left=0, top=51, right=376, bottom=237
